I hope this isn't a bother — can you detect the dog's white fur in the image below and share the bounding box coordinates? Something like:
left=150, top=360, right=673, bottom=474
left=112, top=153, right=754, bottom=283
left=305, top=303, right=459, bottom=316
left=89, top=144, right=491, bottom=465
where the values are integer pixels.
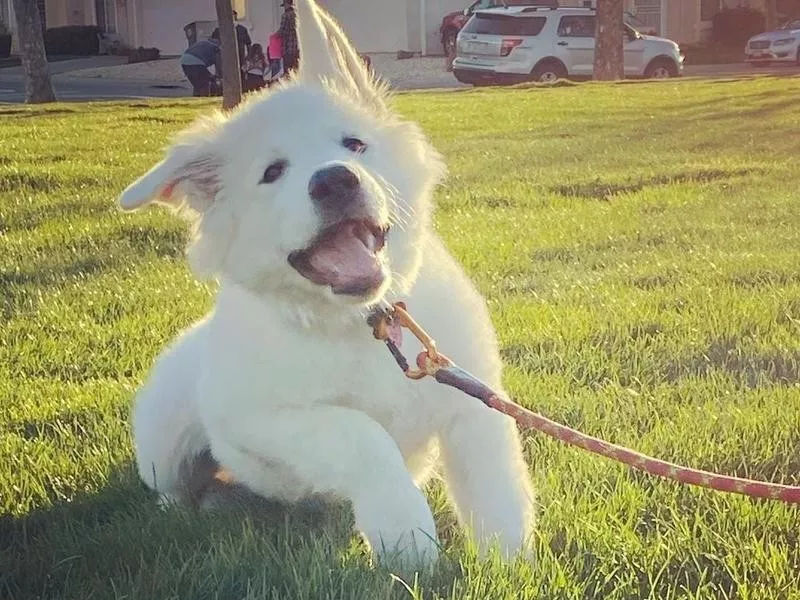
left=123, top=0, right=535, bottom=569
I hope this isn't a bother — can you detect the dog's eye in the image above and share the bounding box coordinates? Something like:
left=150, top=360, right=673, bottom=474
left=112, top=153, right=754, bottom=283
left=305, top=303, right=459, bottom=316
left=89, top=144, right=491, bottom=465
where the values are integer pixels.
left=261, top=160, right=288, bottom=184
left=342, top=137, right=367, bottom=154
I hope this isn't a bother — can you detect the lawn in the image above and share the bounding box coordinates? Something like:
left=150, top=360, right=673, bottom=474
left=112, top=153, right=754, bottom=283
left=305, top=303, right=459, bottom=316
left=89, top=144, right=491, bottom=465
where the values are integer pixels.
left=1, top=75, right=799, bottom=599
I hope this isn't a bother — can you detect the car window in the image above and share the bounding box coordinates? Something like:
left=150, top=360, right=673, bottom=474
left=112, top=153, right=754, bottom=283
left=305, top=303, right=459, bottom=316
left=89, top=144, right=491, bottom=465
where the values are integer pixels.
left=557, top=15, right=596, bottom=37
left=778, top=19, right=800, bottom=29
left=469, top=0, right=495, bottom=12
left=462, top=14, right=547, bottom=36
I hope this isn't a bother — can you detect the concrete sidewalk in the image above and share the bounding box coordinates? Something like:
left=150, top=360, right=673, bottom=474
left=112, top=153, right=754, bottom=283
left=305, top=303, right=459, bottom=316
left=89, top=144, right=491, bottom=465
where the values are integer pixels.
left=1, top=54, right=798, bottom=104
left=52, top=56, right=800, bottom=89
left=0, top=55, right=129, bottom=77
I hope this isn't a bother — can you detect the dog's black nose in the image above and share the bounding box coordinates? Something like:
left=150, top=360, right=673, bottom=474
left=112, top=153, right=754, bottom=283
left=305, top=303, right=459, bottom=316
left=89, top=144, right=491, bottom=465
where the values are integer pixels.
left=309, top=165, right=361, bottom=206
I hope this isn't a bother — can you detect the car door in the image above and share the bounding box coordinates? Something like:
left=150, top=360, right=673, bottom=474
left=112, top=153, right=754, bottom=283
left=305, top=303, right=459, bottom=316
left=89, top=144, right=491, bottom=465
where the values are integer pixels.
left=623, top=25, right=646, bottom=76
left=556, top=15, right=596, bottom=77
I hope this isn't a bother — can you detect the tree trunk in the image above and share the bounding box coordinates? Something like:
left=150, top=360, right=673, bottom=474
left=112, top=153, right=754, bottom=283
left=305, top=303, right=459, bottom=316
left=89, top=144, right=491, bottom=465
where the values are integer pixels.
left=215, top=0, right=242, bottom=110
left=593, top=0, right=624, bottom=81
left=765, top=0, right=778, bottom=31
left=11, top=0, right=56, bottom=103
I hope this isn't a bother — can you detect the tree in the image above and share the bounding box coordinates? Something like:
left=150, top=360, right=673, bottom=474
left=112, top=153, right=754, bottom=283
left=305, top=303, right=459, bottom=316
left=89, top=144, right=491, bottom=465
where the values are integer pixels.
left=214, top=0, right=242, bottom=109
left=11, top=0, right=55, bottom=103
left=765, top=0, right=778, bottom=31
left=593, top=0, right=624, bottom=81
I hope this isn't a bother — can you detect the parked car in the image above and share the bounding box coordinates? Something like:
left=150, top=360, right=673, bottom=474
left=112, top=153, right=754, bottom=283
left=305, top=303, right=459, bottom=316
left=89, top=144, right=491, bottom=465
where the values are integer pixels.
left=440, top=0, right=550, bottom=57
left=452, top=6, right=684, bottom=86
left=745, top=18, right=800, bottom=66
left=440, top=1, right=658, bottom=56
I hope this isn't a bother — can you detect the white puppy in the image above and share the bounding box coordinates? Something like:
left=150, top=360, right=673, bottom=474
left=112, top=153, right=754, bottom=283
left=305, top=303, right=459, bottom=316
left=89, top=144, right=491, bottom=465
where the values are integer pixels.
left=121, top=0, right=535, bottom=570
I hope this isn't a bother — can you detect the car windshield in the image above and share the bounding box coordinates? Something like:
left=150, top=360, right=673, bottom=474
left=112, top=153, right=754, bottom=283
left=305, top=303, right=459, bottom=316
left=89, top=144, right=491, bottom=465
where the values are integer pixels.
left=463, top=13, right=547, bottom=36
left=778, top=18, right=800, bottom=29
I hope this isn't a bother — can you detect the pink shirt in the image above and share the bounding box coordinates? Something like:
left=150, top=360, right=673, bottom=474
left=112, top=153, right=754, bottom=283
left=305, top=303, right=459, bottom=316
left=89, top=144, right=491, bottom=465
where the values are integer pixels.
left=268, top=33, right=283, bottom=59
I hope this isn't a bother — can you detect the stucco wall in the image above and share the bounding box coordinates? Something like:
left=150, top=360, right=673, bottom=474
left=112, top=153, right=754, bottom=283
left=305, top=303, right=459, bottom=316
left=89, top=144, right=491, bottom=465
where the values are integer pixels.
left=139, top=0, right=217, bottom=55
left=403, top=0, right=472, bottom=54
left=320, top=0, right=409, bottom=53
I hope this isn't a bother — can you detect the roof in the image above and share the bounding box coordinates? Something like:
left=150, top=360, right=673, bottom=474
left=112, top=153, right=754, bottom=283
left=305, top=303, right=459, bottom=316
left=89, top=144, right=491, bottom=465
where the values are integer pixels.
left=474, top=6, right=593, bottom=16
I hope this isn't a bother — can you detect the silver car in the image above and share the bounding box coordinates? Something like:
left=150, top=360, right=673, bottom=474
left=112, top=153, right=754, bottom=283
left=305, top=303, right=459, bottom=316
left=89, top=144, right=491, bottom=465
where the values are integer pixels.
left=453, top=6, right=684, bottom=86
left=745, top=19, right=800, bottom=66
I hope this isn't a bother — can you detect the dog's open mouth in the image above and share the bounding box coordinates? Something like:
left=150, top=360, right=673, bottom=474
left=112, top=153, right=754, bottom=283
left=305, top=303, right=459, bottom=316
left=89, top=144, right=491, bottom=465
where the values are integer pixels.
left=288, top=219, right=388, bottom=296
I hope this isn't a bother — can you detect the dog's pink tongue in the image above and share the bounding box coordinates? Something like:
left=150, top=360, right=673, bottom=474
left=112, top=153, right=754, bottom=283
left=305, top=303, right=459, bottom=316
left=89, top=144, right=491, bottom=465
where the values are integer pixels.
left=308, top=225, right=382, bottom=289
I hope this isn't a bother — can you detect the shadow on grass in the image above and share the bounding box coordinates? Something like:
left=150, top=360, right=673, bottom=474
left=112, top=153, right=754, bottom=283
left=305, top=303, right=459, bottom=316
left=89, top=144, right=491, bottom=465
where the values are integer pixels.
left=0, top=108, right=79, bottom=118
left=550, top=167, right=760, bottom=201
left=0, top=465, right=463, bottom=600
left=701, top=98, right=799, bottom=121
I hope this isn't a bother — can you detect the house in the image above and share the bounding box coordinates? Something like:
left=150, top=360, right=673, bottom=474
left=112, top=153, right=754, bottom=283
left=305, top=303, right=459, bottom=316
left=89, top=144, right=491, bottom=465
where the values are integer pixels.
left=1, top=0, right=473, bottom=57
left=623, top=0, right=768, bottom=44
left=0, top=0, right=772, bottom=57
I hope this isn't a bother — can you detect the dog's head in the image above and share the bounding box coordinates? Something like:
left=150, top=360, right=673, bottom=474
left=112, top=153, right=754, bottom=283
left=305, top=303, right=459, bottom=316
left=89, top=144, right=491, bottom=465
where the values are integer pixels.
left=118, top=0, right=444, bottom=315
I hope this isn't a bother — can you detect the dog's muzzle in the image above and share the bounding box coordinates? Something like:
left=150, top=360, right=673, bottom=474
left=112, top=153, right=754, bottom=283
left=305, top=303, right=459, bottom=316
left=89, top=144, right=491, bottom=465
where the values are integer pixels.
left=288, top=164, right=390, bottom=298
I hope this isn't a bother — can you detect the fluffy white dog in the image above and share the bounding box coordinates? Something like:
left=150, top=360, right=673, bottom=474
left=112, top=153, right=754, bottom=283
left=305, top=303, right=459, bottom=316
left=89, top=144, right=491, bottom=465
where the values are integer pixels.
left=121, top=0, right=535, bottom=569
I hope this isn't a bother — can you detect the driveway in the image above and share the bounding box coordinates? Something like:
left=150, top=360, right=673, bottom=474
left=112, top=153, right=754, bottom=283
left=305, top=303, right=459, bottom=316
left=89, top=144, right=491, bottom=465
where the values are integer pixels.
left=0, top=75, right=190, bottom=103
left=0, top=56, right=192, bottom=103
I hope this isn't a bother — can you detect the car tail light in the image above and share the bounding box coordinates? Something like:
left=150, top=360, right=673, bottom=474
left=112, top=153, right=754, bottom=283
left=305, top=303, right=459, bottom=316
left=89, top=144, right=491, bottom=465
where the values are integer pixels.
left=501, top=38, right=523, bottom=57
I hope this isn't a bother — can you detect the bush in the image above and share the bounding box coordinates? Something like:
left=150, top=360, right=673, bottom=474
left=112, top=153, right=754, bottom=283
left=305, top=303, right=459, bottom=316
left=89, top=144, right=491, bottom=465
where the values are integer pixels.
left=127, top=47, right=160, bottom=64
left=711, top=7, right=765, bottom=48
left=44, top=26, right=102, bottom=56
left=680, top=42, right=744, bottom=66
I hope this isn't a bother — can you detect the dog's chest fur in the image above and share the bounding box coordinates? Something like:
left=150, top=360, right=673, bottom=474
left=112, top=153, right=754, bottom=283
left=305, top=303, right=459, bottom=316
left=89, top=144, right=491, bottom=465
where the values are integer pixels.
left=193, top=284, right=447, bottom=461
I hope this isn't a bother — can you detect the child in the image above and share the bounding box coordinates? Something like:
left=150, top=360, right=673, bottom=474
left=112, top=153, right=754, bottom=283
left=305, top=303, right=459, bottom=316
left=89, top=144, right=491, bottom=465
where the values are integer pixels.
left=267, top=32, right=284, bottom=85
left=242, top=43, right=267, bottom=92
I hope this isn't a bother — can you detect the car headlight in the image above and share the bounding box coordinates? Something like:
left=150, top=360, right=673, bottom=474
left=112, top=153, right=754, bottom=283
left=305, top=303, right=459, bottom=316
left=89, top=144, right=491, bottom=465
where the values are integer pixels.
left=773, top=38, right=795, bottom=46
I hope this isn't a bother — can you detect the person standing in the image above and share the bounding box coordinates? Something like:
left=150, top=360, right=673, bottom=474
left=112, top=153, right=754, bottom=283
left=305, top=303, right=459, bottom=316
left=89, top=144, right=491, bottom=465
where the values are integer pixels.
left=278, top=0, right=299, bottom=75
left=212, top=11, right=252, bottom=68
left=232, top=10, right=252, bottom=66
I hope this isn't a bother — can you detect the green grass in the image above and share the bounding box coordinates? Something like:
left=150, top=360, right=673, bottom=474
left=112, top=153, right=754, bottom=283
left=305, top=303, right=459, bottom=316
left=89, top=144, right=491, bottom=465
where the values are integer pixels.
left=1, top=75, right=799, bottom=599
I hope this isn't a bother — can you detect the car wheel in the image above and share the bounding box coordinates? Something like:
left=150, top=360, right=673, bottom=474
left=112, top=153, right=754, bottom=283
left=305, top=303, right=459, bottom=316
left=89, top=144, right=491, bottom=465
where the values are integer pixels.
left=644, top=58, right=678, bottom=79
left=530, top=60, right=567, bottom=83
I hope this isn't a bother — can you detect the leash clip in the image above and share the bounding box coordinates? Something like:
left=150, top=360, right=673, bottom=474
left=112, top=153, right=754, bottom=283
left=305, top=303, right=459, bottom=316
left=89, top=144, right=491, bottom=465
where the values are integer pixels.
left=369, top=302, right=450, bottom=380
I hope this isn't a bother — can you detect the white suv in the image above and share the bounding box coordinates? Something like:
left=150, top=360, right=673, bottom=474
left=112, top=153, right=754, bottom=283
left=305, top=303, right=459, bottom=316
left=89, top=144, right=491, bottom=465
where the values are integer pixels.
left=453, top=6, right=684, bottom=85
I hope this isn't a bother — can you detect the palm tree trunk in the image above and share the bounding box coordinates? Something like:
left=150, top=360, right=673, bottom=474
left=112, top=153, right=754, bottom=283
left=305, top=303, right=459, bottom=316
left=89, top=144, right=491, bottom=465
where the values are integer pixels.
left=765, top=0, right=778, bottom=31
left=215, top=0, right=242, bottom=109
left=11, top=0, right=56, bottom=103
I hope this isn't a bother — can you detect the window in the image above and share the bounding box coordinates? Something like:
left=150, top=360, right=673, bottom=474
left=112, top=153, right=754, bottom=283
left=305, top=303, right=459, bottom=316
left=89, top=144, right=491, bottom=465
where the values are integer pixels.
left=232, top=0, right=247, bottom=19
left=557, top=15, right=596, bottom=37
left=469, top=0, right=496, bottom=11
left=462, top=14, right=547, bottom=36
left=700, top=0, right=720, bottom=21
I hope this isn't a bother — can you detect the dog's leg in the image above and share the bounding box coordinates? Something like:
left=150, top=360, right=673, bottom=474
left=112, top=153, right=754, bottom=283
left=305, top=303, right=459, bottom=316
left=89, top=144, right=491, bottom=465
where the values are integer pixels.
left=209, top=405, right=439, bottom=570
left=439, top=401, right=536, bottom=558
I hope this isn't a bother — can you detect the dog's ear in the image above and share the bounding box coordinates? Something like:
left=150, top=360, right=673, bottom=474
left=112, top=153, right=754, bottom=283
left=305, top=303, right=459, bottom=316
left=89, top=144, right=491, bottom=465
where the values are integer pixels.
left=119, top=147, right=223, bottom=216
left=295, top=0, right=385, bottom=110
